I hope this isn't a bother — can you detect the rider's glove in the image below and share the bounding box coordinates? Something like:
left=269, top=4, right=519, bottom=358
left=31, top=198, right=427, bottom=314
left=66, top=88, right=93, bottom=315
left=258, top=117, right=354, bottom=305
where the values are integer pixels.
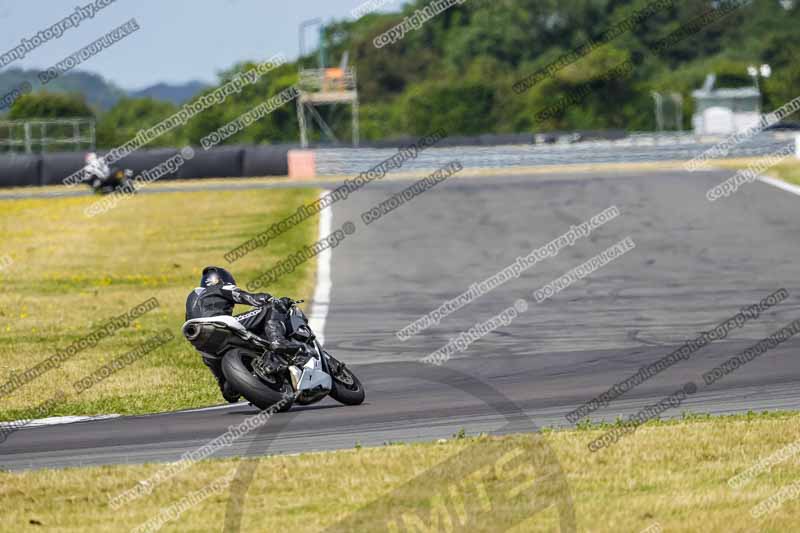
left=272, top=297, right=293, bottom=313
left=292, top=344, right=313, bottom=366
left=254, top=294, right=274, bottom=306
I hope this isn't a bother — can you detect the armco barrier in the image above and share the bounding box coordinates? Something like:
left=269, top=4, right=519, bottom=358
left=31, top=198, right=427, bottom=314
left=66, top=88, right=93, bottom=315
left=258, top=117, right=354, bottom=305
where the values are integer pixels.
left=0, top=153, right=41, bottom=187
left=314, top=131, right=796, bottom=176
left=356, top=133, right=536, bottom=149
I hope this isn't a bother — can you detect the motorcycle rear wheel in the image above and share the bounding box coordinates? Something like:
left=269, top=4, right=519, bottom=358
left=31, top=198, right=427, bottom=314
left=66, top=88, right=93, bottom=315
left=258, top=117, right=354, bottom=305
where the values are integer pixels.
left=222, top=349, right=294, bottom=412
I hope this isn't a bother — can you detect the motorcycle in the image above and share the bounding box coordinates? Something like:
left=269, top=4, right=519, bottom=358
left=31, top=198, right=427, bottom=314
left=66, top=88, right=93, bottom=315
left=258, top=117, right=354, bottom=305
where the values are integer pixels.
left=181, top=299, right=365, bottom=411
left=82, top=152, right=135, bottom=195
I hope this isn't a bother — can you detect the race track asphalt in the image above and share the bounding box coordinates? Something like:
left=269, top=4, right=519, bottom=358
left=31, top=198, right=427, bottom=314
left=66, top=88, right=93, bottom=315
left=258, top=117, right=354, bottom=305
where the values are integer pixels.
left=2, top=168, right=799, bottom=471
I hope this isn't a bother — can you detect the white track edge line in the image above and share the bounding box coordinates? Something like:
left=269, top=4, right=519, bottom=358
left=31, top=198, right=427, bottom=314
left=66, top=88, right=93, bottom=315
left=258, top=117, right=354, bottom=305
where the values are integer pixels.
left=0, top=414, right=121, bottom=430
left=309, top=191, right=333, bottom=346
left=758, top=175, right=800, bottom=197
left=2, top=193, right=336, bottom=429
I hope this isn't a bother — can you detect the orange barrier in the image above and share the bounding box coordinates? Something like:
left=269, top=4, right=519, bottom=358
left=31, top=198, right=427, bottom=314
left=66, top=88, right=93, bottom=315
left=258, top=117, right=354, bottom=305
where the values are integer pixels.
left=287, top=149, right=316, bottom=179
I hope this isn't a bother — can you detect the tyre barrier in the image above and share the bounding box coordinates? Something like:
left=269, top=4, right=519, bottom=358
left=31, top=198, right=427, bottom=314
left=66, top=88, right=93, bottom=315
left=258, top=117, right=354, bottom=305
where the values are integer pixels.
left=122, top=148, right=184, bottom=180
left=0, top=145, right=295, bottom=188
left=39, top=151, right=85, bottom=185
left=178, top=146, right=243, bottom=179
left=242, top=144, right=292, bottom=177
left=0, top=153, right=41, bottom=187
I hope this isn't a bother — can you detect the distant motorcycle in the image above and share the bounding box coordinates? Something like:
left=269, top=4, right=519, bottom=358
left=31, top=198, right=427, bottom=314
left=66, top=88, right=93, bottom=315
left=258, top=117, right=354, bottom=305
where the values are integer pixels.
left=181, top=299, right=365, bottom=411
left=83, top=152, right=135, bottom=195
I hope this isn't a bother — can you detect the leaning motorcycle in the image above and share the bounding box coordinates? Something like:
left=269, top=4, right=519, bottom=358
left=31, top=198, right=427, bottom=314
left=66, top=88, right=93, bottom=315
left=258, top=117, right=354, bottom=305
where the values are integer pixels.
left=82, top=153, right=135, bottom=195
left=88, top=167, right=135, bottom=195
left=181, top=299, right=365, bottom=411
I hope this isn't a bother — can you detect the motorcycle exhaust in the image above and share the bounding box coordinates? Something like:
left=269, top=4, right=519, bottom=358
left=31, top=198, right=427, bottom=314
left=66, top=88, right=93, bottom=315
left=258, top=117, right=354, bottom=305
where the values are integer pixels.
left=182, top=321, right=235, bottom=353
left=183, top=323, right=201, bottom=341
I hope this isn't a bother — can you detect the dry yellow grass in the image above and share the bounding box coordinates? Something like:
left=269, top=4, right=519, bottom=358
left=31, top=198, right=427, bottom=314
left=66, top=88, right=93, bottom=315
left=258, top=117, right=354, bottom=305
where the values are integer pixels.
left=0, top=187, right=319, bottom=420
left=1, top=413, right=798, bottom=532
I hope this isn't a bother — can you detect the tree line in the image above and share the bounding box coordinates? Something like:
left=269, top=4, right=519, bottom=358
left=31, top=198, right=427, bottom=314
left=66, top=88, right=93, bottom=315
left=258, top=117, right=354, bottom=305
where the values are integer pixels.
left=6, top=0, right=799, bottom=150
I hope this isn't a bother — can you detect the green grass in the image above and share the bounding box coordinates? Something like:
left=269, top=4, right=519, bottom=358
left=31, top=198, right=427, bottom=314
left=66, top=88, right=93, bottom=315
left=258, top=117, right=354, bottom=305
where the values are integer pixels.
left=0, top=187, right=319, bottom=421
left=2, top=412, right=799, bottom=532
left=769, top=160, right=800, bottom=186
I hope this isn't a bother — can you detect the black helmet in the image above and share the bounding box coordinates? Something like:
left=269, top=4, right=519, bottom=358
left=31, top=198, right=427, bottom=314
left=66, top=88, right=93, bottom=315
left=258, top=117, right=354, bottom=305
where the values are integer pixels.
left=201, top=266, right=236, bottom=287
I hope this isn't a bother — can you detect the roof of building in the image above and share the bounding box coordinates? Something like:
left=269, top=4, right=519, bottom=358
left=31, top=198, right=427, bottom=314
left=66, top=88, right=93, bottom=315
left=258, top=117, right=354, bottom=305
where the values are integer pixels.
left=692, top=87, right=761, bottom=99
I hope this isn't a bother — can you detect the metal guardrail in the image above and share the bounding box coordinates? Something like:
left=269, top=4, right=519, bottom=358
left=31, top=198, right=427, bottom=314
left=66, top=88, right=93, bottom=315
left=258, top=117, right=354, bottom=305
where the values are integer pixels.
left=313, top=132, right=797, bottom=175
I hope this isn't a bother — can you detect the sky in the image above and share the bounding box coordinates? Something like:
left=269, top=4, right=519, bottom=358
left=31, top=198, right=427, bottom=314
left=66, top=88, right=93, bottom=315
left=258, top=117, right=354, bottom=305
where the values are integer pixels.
left=0, top=0, right=401, bottom=90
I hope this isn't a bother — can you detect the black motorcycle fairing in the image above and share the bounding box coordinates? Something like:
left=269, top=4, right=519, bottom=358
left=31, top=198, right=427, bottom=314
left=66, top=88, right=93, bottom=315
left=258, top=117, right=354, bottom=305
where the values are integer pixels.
left=286, top=306, right=314, bottom=342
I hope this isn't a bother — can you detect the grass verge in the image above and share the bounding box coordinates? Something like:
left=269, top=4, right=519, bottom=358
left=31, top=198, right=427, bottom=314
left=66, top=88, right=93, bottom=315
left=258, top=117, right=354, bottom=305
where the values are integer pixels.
left=0, top=187, right=319, bottom=421
left=711, top=158, right=800, bottom=187
left=1, top=412, right=799, bottom=532
left=767, top=160, right=800, bottom=186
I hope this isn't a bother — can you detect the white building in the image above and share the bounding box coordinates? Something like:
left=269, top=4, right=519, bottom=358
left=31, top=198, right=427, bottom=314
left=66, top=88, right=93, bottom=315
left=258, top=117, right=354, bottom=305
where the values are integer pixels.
left=692, top=74, right=762, bottom=135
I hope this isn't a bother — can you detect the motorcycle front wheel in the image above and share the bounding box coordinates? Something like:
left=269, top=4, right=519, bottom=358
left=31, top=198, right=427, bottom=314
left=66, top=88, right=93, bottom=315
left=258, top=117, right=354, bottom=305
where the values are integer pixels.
left=329, top=363, right=366, bottom=406
left=222, top=349, right=294, bottom=411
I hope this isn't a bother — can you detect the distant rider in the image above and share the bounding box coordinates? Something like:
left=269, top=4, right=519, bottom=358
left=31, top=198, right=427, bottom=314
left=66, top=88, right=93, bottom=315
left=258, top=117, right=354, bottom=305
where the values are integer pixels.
left=83, top=152, right=111, bottom=190
left=83, top=152, right=131, bottom=193
left=185, top=266, right=311, bottom=403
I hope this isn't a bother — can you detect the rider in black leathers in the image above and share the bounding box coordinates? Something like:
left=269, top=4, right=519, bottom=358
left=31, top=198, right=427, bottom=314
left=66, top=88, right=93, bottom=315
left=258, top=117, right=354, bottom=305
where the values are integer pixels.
left=185, top=266, right=310, bottom=403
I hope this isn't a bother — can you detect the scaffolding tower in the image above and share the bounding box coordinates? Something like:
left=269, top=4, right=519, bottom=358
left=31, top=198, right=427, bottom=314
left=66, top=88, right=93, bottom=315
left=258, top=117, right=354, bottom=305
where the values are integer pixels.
left=0, top=118, right=95, bottom=153
left=296, top=67, right=360, bottom=148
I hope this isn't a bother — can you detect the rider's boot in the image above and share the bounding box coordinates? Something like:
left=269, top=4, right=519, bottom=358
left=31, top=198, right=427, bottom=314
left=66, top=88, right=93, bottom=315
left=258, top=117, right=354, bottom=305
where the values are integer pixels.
left=202, top=354, right=240, bottom=403
left=220, top=380, right=240, bottom=404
